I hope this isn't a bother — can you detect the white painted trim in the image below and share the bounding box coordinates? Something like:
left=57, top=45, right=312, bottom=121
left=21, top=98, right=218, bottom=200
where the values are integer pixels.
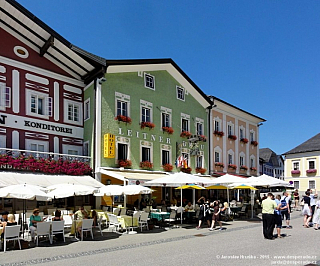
left=54, top=136, right=59, bottom=154
left=95, top=81, right=102, bottom=170
left=12, top=69, right=19, bottom=114
left=0, top=56, right=84, bottom=87
left=140, top=140, right=153, bottom=163
left=84, top=98, right=90, bottom=121
left=84, top=80, right=94, bottom=92
left=144, top=73, right=155, bottom=90
left=63, top=99, right=83, bottom=126
left=63, top=84, right=82, bottom=94
left=25, top=73, right=49, bottom=85
left=54, top=82, right=60, bottom=121
left=0, top=65, right=6, bottom=73
left=62, top=144, right=83, bottom=156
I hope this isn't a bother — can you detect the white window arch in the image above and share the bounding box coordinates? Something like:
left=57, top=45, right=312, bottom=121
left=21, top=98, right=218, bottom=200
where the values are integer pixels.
left=214, top=146, right=222, bottom=163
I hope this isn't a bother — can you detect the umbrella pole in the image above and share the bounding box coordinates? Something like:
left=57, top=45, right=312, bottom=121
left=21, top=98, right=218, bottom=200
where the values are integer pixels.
left=227, top=187, right=230, bottom=207
left=180, top=188, right=183, bottom=224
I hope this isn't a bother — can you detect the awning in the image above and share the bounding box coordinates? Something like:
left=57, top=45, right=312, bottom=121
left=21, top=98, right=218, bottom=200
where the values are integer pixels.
left=0, top=172, right=104, bottom=188
left=99, top=168, right=169, bottom=185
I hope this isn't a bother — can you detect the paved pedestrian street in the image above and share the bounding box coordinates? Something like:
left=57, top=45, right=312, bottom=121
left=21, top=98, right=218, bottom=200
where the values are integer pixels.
left=1, top=211, right=319, bottom=266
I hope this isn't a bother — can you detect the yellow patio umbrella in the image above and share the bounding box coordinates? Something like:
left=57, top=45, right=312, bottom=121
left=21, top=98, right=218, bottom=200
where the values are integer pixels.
left=231, top=184, right=257, bottom=190
left=175, top=184, right=205, bottom=190
left=205, top=185, right=228, bottom=190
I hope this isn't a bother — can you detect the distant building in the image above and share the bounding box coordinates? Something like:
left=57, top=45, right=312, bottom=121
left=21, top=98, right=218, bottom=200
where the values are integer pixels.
left=283, top=133, right=320, bottom=192
left=259, top=148, right=284, bottom=179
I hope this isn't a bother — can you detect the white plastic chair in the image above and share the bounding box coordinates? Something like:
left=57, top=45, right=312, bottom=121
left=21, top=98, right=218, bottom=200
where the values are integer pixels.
left=164, top=212, right=177, bottom=227
left=119, top=208, right=127, bottom=216
left=63, top=215, right=73, bottom=230
left=113, top=208, right=120, bottom=216
left=1, top=225, right=21, bottom=252
left=139, top=212, right=149, bottom=231
left=14, top=214, right=20, bottom=224
left=80, top=219, right=94, bottom=241
left=35, top=222, right=52, bottom=246
left=107, top=214, right=121, bottom=233
left=51, top=221, right=65, bottom=242
left=92, top=215, right=103, bottom=236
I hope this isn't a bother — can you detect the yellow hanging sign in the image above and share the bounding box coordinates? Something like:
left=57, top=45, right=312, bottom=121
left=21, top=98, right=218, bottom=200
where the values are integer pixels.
left=104, top=133, right=115, bottom=158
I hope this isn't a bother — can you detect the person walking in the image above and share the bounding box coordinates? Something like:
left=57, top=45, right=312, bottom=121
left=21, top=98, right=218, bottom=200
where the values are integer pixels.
left=280, top=191, right=292, bottom=228
left=313, top=199, right=320, bottom=230
left=209, top=200, right=223, bottom=231
left=309, top=189, right=318, bottom=225
left=261, top=192, right=277, bottom=240
left=274, top=195, right=282, bottom=238
left=293, top=190, right=300, bottom=211
left=302, top=191, right=312, bottom=228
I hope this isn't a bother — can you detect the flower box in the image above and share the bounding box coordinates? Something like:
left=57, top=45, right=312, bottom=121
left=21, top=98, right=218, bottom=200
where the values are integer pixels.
left=215, top=162, right=224, bottom=168
left=180, top=131, right=192, bottom=138
left=180, top=167, right=192, bottom=174
left=240, top=138, right=249, bottom=144
left=198, top=135, right=207, bottom=142
left=139, top=161, right=153, bottom=170
left=291, top=170, right=300, bottom=175
left=162, top=163, right=173, bottom=172
left=306, top=169, right=317, bottom=174
left=250, top=167, right=257, bottom=171
left=214, top=130, right=224, bottom=137
left=228, top=164, right=237, bottom=170
left=251, top=141, right=258, bottom=146
left=140, top=121, right=155, bottom=129
left=195, top=167, right=206, bottom=174
left=118, top=159, right=132, bottom=168
left=240, top=165, right=248, bottom=171
left=115, top=115, right=132, bottom=124
left=162, top=127, right=174, bottom=134
left=228, top=135, right=237, bottom=141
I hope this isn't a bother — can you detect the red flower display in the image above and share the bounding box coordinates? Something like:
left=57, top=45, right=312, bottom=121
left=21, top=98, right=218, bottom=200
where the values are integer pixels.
left=291, top=170, right=300, bottom=175
left=140, top=121, right=155, bottom=129
left=240, top=165, right=248, bottom=170
left=306, top=169, right=317, bottom=174
left=180, top=131, right=192, bottom=138
left=250, top=167, right=257, bottom=171
left=118, top=159, right=132, bottom=168
left=214, top=131, right=224, bottom=137
left=228, top=135, right=237, bottom=140
left=115, top=115, right=132, bottom=124
left=199, top=135, right=207, bottom=142
left=251, top=141, right=258, bottom=146
left=196, top=167, right=206, bottom=174
left=162, top=127, right=174, bottom=134
left=162, top=164, right=173, bottom=172
left=139, top=161, right=153, bottom=170
left=240, top=138, right=249, bottom=144
left=180, top=167, right=192, bottom=174
left=215, top=162, right=224, bottom=168
left=228, top=164, right=237, bottom=170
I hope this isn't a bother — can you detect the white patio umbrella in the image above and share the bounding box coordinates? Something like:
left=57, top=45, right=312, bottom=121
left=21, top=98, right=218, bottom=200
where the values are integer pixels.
left=46, top=184, right=98, bottom=199
left=246, top=174, right=292, bottom=188
left=94, top=185, right=124, bottom=197
left=121, top=185, right=154, bottom=195
left=145, top=172, right=214, bottom=224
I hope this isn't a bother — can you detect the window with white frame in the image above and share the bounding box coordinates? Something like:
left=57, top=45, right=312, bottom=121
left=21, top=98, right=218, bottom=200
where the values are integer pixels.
left=63, top=145, right=82, bottom=156
left=309, top=180, right=315, bottom=189
left=228, top=154, right=233, bottom=165
left=176, top=86, right=185, bottom=101
left=0, top=83, right=10, bottom=111
left=142, top=147, right=151, bottom=162
left=196, top=155, right=203, bottom=168
left=162, top=149, right=170, bottom=165
left=64, top=99, right=82, bottom=125
left=140, top=100, right=152, bottom=123
left=239, top=127, right=245, bottom=139
left=308, top=160, right=315, bottom=170
left=144, top=73, right=155, bottom=90
left=117, top=143, right=128, bottom=161
left=250, top=131, right=255, bottom=142
left=115, top=92, right=130, bottom=118
left=181, top=113, right=190, bottom=132
left=196, top=118, right=204, bottom=135
left=215, top=151, right=220, bottom=163
left=293, top=161, right=300, bottom=170
left=161, top=107, right=172, bottom=128
left=26, top=89, right=52, bottom=118
left=117, top=100, right=128, bottom=117
left=227, top=122, right=234, bottom=136
left=26, top=139, right=48, bottom=158
left=214, top=117, right=222, bottom=132
left=293, top=181, right=299, bottom=190
left=83, top=141, right=89, bottom=157
left=182, top=152, right=189, bottom=167
left=240, top=155, right=245, bottom=166
left=0, top=135, right=6, bottom=154
left=250, top=156, right=255, bottom=168
left=84, top=98, right=90, bottom=121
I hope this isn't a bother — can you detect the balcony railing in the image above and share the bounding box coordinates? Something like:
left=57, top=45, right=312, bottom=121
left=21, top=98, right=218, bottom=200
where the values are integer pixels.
left=0, top=148, right=91, bottom=163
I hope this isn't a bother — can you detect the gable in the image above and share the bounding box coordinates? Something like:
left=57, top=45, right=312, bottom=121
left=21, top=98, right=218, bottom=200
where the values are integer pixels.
left=0, top=28, right=73, bottom=77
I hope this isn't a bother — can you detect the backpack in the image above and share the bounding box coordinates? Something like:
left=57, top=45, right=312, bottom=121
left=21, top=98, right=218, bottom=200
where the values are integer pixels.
left=280, top=197, right=288, bottom=211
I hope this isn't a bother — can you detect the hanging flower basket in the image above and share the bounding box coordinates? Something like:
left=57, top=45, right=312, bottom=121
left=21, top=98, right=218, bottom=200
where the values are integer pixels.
left=240, top=165, right=248, bottom=171
left=250, top=167, right=257, bottom=171
left=228, top=135, right=237, bottom=140
left=251, top=141, right=258, bottom=146
left=228, top=164, right=237, bottom=170
left=162, top=127, right=174, bottom=134
left=139, top=161, right=153, bottom=170
left=291, top=170, right=300, bottom=175
left=180, top=167, right=192, bottom=174
left=240, top=138, right=249, bottom=144
left=198, top=135, right=207, bottom=142
left=196, top=167, right=206, bottom=174
left=306, top=169, right=317, bottom=174
left=180, top=131, right=192, bottom=138
left=214, top=131, right=224, bottom=137
left=118, top=159, right=132, bottom=168
left=215, top=162, right=224, bottom=168
left=162, top=163, right=173, bottom=172
left=140, top=122, right=155, bottom=129
left=115, top=115, right=132, bottom=124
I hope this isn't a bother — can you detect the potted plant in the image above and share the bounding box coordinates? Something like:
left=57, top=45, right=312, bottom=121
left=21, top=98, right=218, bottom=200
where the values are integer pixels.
left=306, top=169, right=317, bottom=174
left=195, top=167, right=206, bottom=174
left=162, top=127, right=174, bottom=134
left=240, top=138, right=249, bottom=144
left=250, top=167, right=257, bottom=171
left=214, top=130, right=224, bottom=137
left=240, top=165, right=248, bottom=171
left=228, top=164, right=237, bottom=170
left=251, top=141, right=258, bottom=146
left=228, top=135, right=237, bottom=140
left=140, top=121, right=155, bottom=129
left=215, top=162, right=224, bottom=168
left=118, top=159, right=132, bottom=168
left=291, top=170, right=300, bottom=175
left=198, top=135, right=207, bottom=142
left=115, top=115, right=132, bottom=124
left=180, top=167, right=192, bottom=174
left=180, top=131, right=192, bottom=138
left=139, top=161, right=153, bottom=170
left=162, top=164, right=173, bottom=172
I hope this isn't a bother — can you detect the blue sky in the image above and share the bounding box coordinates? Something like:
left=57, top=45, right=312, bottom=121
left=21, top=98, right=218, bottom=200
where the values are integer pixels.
left=17, top=0, right=320, bottom=155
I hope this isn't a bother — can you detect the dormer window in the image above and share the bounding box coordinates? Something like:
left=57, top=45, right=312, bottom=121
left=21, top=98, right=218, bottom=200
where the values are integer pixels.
left=144, top=73, right=155, bottom=90
left=176, top=86, right=185, bottom=101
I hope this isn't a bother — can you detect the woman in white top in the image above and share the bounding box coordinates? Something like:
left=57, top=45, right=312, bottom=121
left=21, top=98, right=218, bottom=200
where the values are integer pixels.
left=313, top=200, right=320, bottom=230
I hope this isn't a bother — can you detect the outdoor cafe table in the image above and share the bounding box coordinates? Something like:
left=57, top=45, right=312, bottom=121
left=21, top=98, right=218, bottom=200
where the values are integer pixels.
left=230, top=206, right=242, bottom=216
left=99, top=212, right=138, bottom=230
left=149, top=212, right=170, bottom=221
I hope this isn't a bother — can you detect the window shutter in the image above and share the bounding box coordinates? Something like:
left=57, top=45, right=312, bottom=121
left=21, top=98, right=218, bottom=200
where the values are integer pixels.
left=5, top=87, right=11, bottom=108
left=45, top=96, right=53, bottom=116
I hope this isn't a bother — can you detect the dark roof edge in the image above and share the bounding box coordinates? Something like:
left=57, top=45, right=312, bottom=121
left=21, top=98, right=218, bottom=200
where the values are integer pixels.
left=282, top=149, right=319, bottom=156
left=105, top=58, right=213, bottom=106
left=210, top=95, right=266, bottom=122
